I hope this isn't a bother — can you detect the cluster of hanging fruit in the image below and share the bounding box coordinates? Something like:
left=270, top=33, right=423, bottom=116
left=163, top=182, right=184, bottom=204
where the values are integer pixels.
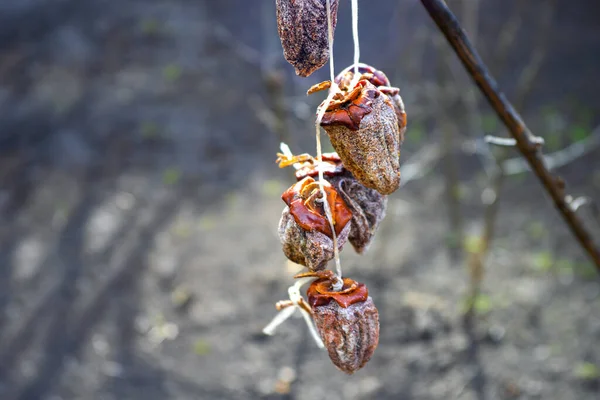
left=267, top=0, right=407, bottom=374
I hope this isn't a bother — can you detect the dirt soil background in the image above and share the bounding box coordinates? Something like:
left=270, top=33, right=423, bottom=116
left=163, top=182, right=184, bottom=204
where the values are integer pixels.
left=0, top=0, right=599, bottom=399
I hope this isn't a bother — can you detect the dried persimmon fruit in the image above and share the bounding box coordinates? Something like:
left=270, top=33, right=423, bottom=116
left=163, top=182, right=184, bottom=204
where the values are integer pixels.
left=318, top=78, right=403, bottom=195
left=276, top=0, right=339, bottom=77
left=280, top=152, right=387, bottom=254
left=298, top=270, right=380, bottom=374
left=278, top=177, right=351, bottom=270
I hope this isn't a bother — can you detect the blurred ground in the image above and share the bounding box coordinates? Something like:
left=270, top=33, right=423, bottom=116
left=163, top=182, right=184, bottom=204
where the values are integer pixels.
left=0, top=0, right=599, bottom=399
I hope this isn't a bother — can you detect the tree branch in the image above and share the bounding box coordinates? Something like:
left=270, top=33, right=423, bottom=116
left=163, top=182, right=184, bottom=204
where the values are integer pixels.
left=501, top=125, right=600, bottom=175
left=420, top=0, right=600, bottom=271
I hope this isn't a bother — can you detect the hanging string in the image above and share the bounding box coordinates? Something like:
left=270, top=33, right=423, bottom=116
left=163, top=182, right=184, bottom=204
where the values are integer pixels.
left=314, top=0, right=343, bottom=288
left=351, top=0, right=360, bottom=77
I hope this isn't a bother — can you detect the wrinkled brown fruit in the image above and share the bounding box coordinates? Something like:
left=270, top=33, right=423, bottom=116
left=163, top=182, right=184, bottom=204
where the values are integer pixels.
left=289, top=153, right=387, bottom=254
left=300, top=270, right=380, bottom=374
left=335, top=63, right=407, bottom=138
left=278, top=177, right=351, bottom=270
left=319, top=79, right=402, bottom=195
left=332, top=172, right=387, bottom=253
left=276, top=0, right=339, bottom=77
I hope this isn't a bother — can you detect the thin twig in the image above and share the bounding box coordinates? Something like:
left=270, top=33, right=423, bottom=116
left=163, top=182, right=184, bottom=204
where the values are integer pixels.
left=493, top=1, right=524, bottom=71
left=435, top=36, right=464, bottom=261
left=399, top=143, right=442, bottom=187
left=501, top=126, right=600, bottom=175
left=567, top=196, right=594, bottom=212
left=420, top=0, right=600, bottom=271
left=485, top=135, right=545, bottom=148
left=512, top=0, right=557, bottom=111
left=461, top=0, right=481, bottom=139
left=467, top=128, right=600, bottom=176
left=484, top=136, right=517, bottom=147
left=211, top=24, right=262, bottom=66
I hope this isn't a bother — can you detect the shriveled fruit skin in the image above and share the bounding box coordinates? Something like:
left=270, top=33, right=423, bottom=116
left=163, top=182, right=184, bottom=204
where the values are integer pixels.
left=292, top=153, right=387, bottom=254
left=322, top=81, right=401, bottom=195
left=335, top=63, right=408, bottom=139
left=278, top=177, right=352, bottom=270
left=307, top=276, right=380, bottom=374
left=312, top=297, right=379, bottom=374
left=278, top=209, right=350, bottom=271
left=276, top=0, right=339, bottom=77
left=331, top=172, right=387, bottom=254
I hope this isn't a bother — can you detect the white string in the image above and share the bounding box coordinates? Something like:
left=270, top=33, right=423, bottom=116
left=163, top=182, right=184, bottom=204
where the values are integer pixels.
left=263, top=0, right=349, bottom=346
left=262, top=305, right=296, bottom=335
left=262, top=277, right=325, bottom=348
left=315, top=94, right=342, bottom=283
left=327, top=0, right=336, bottom=83
left=314, top=0, right=343, bottom=288
left=351, top=0, right=360, bottom=76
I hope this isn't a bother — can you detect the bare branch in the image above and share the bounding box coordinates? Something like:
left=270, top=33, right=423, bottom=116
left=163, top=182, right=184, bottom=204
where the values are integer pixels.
left=420, top=0, right=600, bottom=271
left=501, top=126, right=600, bottom=175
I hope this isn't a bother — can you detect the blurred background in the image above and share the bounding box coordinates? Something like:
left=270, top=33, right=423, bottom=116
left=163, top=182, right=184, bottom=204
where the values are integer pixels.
left=0, top=0, right=599, bottom=399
